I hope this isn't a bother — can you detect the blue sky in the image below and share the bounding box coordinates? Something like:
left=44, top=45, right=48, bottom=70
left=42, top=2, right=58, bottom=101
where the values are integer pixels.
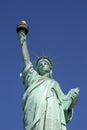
left=0, top=0, right=86, bottom=130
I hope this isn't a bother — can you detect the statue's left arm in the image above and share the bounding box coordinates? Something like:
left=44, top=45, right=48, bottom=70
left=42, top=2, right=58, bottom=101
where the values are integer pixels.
left=61, top=87, right=80, bottom=123
left=67, top=88, right=80, bottom=109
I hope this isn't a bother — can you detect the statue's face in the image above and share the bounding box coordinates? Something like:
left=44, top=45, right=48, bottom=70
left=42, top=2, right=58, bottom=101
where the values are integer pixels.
left=37, top=60, right=51, bottom=75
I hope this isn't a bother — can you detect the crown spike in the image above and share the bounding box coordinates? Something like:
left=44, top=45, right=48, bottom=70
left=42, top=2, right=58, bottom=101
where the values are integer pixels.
left=41, top=49, right=45, bottom=57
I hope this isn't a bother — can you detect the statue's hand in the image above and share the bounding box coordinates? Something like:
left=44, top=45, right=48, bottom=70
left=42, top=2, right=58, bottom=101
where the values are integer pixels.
left=18, top=31, right=26, bottom=45
left=69, top=88, right=80, bottom=108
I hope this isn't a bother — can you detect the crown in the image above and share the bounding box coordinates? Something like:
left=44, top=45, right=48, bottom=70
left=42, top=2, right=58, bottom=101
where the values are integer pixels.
left=36, top=56, right=53, bottom=68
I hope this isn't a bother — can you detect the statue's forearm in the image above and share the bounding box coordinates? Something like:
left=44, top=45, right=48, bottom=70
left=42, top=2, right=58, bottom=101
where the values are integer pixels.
left=18, top=31, right=30, bottom=66
left=21, top=41, right=30, bottom=66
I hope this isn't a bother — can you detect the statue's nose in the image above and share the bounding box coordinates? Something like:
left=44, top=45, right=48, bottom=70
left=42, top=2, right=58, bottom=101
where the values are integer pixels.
left=41, top=63, right=45, bottom=67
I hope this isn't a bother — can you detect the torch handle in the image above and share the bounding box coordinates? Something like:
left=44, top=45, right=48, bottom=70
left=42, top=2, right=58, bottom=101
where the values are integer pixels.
left=18, top=30, right=27, bottom=45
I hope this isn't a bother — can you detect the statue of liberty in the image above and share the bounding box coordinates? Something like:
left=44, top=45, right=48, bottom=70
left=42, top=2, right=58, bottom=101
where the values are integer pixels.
left=16, top=20, right=79, bottom=130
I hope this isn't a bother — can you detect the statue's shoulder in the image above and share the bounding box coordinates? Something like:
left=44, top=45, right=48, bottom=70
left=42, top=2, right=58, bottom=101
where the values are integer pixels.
left=20, top=62, right=35, bottom=78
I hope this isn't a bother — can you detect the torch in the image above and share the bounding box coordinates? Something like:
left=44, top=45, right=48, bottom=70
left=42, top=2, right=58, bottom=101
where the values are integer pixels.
left=16, top=20, right=29, bottom=45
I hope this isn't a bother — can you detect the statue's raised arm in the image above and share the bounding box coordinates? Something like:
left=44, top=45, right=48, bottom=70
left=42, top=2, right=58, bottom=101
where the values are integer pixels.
left=16, top=20, right=30, bottom=67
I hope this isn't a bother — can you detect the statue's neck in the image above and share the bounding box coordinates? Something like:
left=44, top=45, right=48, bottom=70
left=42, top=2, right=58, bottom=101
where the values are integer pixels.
left=40, top=72, right=53, bottom=79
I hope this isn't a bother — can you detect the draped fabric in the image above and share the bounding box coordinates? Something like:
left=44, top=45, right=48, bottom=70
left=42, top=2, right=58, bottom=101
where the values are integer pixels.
left=20, top=63, right=73, bottom=130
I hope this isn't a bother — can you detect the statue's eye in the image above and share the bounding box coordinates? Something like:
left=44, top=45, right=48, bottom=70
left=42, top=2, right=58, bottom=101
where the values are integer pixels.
left=44, top=62, right=47, bottom=65
left=45, top=62, right=49, bottom=65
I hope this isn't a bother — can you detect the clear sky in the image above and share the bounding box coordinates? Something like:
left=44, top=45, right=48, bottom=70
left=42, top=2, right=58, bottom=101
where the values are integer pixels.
left=0, top=0, right=86, bottom=130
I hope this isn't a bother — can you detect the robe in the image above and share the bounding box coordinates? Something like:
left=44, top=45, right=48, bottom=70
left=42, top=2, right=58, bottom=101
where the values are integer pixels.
left=20, top=63, right=73, bottom=130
